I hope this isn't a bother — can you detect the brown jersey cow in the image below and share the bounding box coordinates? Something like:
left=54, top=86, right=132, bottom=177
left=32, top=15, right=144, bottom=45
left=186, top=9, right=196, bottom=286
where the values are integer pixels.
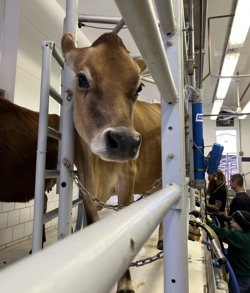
left=0, top=96, right=59, bottom=247
left=62, top=32, right=161, bottom=293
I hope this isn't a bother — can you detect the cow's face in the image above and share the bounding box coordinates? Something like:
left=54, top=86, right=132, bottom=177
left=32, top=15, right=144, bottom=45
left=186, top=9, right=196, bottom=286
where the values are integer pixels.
left=61, top=33, right=147, bottom=162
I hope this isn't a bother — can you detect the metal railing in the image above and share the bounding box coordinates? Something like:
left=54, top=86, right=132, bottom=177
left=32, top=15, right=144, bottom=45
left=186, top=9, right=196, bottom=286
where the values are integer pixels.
left=28, top=0, right=189, bottom=292
left=0, top=185, right=180, bottom=293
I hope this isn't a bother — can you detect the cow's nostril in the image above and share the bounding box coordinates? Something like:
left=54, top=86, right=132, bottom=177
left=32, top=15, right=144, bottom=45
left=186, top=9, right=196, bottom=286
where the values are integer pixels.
left=134, top=135, right=141, bottom=152
left=106, top=131, right=119, bottom=150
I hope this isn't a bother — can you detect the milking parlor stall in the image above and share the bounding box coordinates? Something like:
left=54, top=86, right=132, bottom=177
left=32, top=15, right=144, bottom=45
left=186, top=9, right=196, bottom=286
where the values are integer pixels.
left=1, top=0, right=250, bottom=293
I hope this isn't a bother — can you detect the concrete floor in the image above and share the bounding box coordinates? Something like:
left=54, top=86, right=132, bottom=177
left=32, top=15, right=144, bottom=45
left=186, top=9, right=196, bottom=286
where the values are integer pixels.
left=0, top=211, right=207, bottom=293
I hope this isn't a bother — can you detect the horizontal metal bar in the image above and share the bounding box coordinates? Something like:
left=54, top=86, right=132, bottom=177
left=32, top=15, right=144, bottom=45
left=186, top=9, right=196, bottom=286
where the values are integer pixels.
left=47, top=127, right=61, bottom=140
left=78, top=13, right=160, bottom=27
left=43, top=198, right=83, bottom=224
left=52, top=43, right=64, bottom=69
left=72, top=198, right=83, bottom=208
left=78, top=14, right=121, bottom=24
left=141, top=76, right=155, bottom=84
left=49, top=86, right=63, bottom=105
left=132, top=54, right=142, bottom=60
left=43, top=208, right=59, bottom=224
left=210, top=74, right=250, bottom=79
left=0, top=185, right=180, bottom=293
left=45, top=170, right=60, bottom=179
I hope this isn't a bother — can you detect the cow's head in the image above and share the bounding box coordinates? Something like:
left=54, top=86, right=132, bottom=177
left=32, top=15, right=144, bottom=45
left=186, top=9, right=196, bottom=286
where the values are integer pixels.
left=61, top=33, right=147, bottom=162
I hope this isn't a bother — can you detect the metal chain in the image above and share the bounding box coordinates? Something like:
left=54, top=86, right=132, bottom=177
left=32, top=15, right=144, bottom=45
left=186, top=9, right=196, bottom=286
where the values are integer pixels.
left=130, top=251, right=163, bottom=267
left=63, top=158, right=163, bottom=268
left=62, top=158, right=162, bottom=211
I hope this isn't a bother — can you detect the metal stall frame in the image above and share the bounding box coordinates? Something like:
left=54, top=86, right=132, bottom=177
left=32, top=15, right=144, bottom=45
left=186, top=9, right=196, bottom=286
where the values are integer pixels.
left=57, top=0, right=78, bottom=241
left=30, top=0, right=190, bottom=292
left=32, top=40, right=82, bottom=252
left=115, top=0, right=189, bottom=292
left=32, top=0, right=78, bottom=253
left=0, top=185, right=181, bottom=293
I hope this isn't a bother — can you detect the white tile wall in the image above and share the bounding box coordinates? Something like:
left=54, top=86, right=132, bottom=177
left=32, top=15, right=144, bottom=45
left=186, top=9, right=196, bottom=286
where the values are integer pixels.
left=20, top=207, right=31, bottom=223
left=0, top=185, right=79, bottom=250
left=15, top=202, right=26, bottom=209
left=0, top=227, right=13, bottom=246
left=13, top=223, right=25, bottom=241
left=0, top=213, right=8, bottom=229
left=8, top=210, right=20, bottom=227
left=24, top=221, right=33, bottom=237
left=2, top=203, right=15, bottom=212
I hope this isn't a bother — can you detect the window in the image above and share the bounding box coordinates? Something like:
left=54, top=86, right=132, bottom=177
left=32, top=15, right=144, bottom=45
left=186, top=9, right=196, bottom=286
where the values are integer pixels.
left=216, top=130, right=238, bottom=185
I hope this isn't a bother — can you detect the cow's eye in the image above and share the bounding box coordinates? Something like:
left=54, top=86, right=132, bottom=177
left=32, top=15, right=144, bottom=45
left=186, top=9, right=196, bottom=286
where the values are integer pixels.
left=77, top=74, right=89, bottom=88
left=136, top=83, right=144, bottom=94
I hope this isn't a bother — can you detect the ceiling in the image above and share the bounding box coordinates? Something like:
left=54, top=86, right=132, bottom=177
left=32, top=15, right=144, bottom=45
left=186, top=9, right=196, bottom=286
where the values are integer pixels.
left=56, top=0, right=250, bottom=115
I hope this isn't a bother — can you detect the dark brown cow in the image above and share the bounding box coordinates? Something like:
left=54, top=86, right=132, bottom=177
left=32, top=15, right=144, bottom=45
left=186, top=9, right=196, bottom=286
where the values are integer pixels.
left=62, top=32, right=161, bottom=293
left=0, top=96, right=59, bottom=247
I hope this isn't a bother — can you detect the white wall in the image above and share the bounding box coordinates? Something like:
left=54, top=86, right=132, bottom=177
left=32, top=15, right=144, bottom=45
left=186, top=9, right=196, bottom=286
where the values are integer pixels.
left=0, top=189, right=79, bottom=249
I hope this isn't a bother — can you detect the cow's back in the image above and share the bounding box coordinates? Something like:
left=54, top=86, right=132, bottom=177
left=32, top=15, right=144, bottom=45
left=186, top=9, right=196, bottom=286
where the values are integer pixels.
left=133, top=100, right=161, bottom=194
left=0, top=97, right=59, bottom=202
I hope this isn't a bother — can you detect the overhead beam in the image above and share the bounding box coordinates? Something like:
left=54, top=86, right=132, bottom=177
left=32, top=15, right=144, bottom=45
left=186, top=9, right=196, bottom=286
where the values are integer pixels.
left=154, top=0, right=176, bottom=35
left=115, top=0, right=178, bottom=104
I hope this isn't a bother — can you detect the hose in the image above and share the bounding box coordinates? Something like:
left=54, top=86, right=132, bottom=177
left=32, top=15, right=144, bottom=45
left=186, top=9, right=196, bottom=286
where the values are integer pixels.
left=226, top=262, right=240, bottom=293
left=193, top=224, right=240, bottom=293
left=213, top=215, right=220, bottom=227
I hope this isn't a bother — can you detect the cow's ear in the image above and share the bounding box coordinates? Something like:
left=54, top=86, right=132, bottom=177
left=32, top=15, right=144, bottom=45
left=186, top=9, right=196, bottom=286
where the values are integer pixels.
left=135, top=58, right=147, bottom=75
left=61, top=33, right=88, bottom=72
left=61, top=33, right=76, bottom=71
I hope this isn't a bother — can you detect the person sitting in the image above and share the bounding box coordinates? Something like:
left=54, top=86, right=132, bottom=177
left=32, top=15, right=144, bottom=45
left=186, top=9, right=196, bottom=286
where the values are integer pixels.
left=206, top=169, right=228, bottom=228
left=207, top=210, right=250, bottom=293
left=229, top=174, right=250, bottom=215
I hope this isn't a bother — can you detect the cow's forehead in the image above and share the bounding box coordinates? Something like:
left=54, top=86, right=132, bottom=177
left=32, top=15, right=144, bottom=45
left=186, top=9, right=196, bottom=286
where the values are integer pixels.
left=74, top=43, right=140, bottom=86
left=81, top=43, right=135, bottom=69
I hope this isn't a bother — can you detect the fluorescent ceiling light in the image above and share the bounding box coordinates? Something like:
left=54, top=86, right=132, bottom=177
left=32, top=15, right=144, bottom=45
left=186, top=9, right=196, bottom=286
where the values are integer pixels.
left=239, top=100, right=250, bottom=119
left=229, top=0, right=250, bottom=48
left=210, top=100, right=223, bottom=120
left=216, top=50, right=240, bottom=99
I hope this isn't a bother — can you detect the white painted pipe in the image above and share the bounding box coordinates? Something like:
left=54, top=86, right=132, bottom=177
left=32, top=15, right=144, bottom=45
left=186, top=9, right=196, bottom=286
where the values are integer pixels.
left=113, top=18, right=125, bottom=34
left=57, top=0, right=77, bottom=241
left=154, top=0, right=176, bottom=35
left=189, top=187, right=196, bottom=212
left=49, top=86, right=63, bottom=105
left=115, top=0, right=178, bottom=104
left=78, top=14, right=121, bottom=24
left=0, top=185, right=180, bottom=293
left=32, top=41, right=52, bottom=253
left=141, top=76, right=155, bottom=84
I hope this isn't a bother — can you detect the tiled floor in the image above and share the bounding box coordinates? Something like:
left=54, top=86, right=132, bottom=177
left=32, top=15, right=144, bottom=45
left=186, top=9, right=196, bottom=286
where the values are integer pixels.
left=0, top=210, right=206, bottom=293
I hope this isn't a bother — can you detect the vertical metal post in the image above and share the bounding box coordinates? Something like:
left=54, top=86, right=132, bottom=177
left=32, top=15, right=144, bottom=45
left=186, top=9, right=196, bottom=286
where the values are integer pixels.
left=188, top=0, right=206, bottom=190
left=189, top=187, right=196, bottom=212
left=32, top=41, right=53, bottom=253
left=57, top=0, right=78, bottom=239
left=188, top=0, right=196, bottom=186
left=161, top=0, right=189, bottom=292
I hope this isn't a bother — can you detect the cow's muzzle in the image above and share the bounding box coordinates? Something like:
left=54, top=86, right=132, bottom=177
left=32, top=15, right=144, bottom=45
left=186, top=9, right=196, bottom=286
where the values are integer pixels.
left=91, top=127, right=142, bottom=162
